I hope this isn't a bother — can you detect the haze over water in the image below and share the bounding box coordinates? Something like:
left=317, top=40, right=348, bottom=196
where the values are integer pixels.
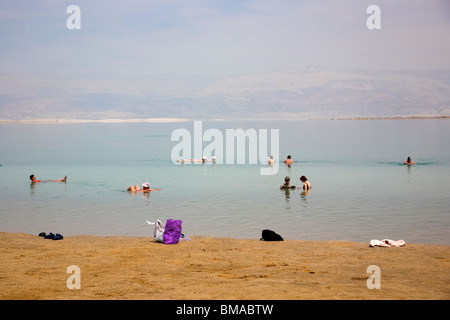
left=0, top=119, right=449, bottom=245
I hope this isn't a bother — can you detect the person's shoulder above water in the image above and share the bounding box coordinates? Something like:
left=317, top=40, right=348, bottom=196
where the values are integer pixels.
left=30, top=174, right=41, bottom=182
left=284, top=155, right=294, bottom=164
left=403, top=156, right=416, bottom=165
left=280, top=176, right=296, bottom=189
left=299, top=176, right=311, bottom=190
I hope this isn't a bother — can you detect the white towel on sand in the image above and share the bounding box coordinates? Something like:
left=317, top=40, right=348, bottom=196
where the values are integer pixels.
left=370, top=239, right=406, bottom=247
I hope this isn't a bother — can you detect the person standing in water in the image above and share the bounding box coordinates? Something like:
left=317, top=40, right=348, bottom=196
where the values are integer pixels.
left=268, top=155, right=275, bottom=166
left=284, top=155, right=294, bottom=167
left=299, top=176, right=311, bottom=190
left=280, top=176, right=296, bottom=189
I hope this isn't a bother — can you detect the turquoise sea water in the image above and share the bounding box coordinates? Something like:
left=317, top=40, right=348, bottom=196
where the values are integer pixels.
left=1, top=119, right=449, bottom=244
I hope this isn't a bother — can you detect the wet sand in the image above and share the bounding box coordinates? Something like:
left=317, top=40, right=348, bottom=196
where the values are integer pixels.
left=1, top=232, right=449, bottom=300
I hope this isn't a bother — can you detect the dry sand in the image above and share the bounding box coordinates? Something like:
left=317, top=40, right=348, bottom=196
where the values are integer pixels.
left=1, top=232, right=449, bottom=300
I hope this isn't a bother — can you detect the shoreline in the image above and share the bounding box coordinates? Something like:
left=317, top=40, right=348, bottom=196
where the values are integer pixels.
left=0, top=116, right=449, bottom=124
left=0, top=118, right=194, bottom=124
left=1, top=232, right=449, bottom=300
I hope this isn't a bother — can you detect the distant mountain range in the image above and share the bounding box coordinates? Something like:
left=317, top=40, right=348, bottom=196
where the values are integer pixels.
left=1, top=66, right=449, bottom=121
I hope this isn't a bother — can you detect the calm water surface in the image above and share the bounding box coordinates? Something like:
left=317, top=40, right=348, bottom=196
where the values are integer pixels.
left=1, top=120, right=449, bottom=244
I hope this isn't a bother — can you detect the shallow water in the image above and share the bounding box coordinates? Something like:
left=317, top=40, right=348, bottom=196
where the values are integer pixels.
left=1, top=120, right=449, bottom=244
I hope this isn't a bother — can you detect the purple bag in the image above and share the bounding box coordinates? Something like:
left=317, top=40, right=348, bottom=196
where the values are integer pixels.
left=164, top=219, right=183, bottom=244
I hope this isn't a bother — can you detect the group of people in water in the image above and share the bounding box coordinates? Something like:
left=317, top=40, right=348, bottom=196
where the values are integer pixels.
left=276, top=155, right=312, bottom=191
left=277, top=155, right=417, bottom=192
left=280, top=175, right=311, bottom=191
left=29, top=156, right=416, bottom=195
left=28, top=173, right=160, bottom=194
left=177, top=156, right=216, bottom=164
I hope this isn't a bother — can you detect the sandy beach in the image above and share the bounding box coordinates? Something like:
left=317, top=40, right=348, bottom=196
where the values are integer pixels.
left=1, top=232, right=449, bottom=300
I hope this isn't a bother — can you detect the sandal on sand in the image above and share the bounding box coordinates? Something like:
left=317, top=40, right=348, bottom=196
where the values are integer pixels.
left=44, top=232, right=55, bottom=239
left=53, top=233, right=64, bottom=240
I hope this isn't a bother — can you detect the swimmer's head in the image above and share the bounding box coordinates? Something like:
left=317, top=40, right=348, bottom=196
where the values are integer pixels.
left=285, top=176, right=290, bottom=181
left=300, top=176, right=307, bottom=182
left=142, top=182, right=150, bottom=189
left=30, top=174, right=35, bottom=181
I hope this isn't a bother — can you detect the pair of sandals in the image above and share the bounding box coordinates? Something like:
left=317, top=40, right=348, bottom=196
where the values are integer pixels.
left=39, top=232, right=64, bottom=240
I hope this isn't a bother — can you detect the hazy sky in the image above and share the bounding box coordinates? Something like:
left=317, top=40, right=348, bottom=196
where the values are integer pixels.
left=1, top=0, right=449, bottom=76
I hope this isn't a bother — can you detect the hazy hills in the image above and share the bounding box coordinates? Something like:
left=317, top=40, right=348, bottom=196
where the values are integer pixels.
left=1, top=66, right=449, bottom=121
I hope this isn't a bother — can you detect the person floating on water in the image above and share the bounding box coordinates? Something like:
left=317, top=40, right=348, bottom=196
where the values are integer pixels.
left=299, top=176, right=311, bottom=190
left=127, top=182, right=161, bottom=193
left=186, top=157, right=207, bottom=163
left=30, top=174, right=67, bottom=183
left=284, top=155, right=294, bottom=167
left=280, top=176, right=296, bottom=189
left=404, top=156, right=416, bottom=165
left=179, top=156, right=214, bottom=164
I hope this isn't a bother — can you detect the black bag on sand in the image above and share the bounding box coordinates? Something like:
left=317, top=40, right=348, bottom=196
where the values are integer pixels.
left=260, top=229, right=284, bottom=241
